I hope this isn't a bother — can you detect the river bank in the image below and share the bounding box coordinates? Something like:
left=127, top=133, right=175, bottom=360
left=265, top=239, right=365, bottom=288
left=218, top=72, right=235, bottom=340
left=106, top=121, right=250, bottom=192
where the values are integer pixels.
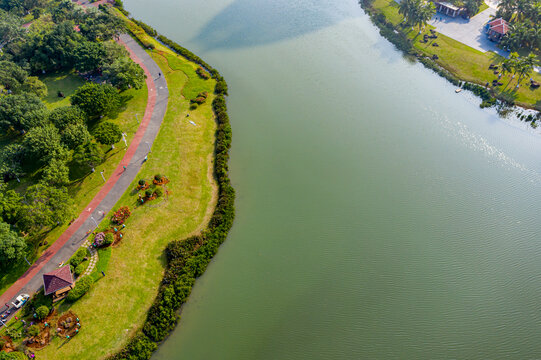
left=359, top=0, right=541, bottom=115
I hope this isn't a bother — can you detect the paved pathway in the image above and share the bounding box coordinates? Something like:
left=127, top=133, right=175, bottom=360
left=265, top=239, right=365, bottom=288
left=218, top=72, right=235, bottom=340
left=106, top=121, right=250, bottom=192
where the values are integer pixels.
left=429, top=8, right=509, bottom=57
left=81, top=240, right=97, bottom=277
left=0, top=34, right=168, bottom=319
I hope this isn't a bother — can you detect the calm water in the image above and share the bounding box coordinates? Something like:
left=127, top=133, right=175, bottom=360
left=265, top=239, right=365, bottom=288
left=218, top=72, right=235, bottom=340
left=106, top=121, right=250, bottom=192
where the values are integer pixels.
left=125, top=0, right=541, bottom=358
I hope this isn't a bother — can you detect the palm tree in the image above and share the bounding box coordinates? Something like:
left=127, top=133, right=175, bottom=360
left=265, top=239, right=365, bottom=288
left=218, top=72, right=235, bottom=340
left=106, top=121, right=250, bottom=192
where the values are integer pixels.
left=416, top=1, right=436, bottom=31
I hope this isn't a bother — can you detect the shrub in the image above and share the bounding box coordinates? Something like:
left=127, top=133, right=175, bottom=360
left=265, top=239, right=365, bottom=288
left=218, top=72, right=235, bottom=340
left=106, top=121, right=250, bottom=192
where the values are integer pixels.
left=26, top=325, right=39, bottom=337
left=0, top=337, right=6, bottom=349
left=35, top=305, right=49, bottom=320
left=66, top=276, right=93, bottom=302
left=111, top=206, right=131, bottom=225
left=145, top=189, right=153, bottom=198
left=70, top=248, right=88, bottom=267
left=189, top=103, right=197, bottom=110
left=138, top=179, right=146, bottom=186
left=154, top=188, right=163, bottom=198
left=196, top=67, right=210, bottom=80
left=75, top=263, right=85, bottom=277
left=93, top=232, right=106, bottom=247
left=154, top=174, right=163, bottom=181
left=104, top=233, right=114, bottom=246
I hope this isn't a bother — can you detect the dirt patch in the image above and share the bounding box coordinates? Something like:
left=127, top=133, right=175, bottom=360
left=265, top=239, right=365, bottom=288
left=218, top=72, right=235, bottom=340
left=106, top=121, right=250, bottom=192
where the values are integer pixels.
left=1, top=336, right=14, bottom=352
left=26, top=326, right=50, bottom=350
left=102, top=228, right=124, bottom=247
left=55, top=311, right=81, bottom=338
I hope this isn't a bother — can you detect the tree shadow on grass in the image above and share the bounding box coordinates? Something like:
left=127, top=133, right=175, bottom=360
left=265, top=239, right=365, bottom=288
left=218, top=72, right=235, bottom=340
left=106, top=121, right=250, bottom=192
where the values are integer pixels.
left=107, top=94, right=133, bottom=120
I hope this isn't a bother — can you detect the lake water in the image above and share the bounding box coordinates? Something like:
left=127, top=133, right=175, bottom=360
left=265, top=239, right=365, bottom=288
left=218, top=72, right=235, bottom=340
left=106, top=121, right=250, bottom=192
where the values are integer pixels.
left=124, top=0, right=541, bottom=358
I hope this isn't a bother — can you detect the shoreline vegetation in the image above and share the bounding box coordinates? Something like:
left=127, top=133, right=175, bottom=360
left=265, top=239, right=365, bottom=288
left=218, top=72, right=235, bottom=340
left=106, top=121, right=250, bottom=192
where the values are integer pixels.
left=106, top=5, right=235, bottom=360
left=359, top=0, right=541, bottom=116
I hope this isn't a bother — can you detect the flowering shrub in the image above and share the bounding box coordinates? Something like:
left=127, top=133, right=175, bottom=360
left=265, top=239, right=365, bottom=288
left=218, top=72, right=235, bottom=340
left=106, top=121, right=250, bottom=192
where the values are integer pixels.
left=111, top=206, right=131, bottom=225
left=196, top=67, right=210, bottom=79
left=93, top=232, right=106, bottom=247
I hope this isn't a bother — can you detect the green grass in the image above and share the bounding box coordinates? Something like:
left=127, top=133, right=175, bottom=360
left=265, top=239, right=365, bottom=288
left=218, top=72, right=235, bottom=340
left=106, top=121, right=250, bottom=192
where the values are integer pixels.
left=0, top=76, right=148, bottom=297
left=37, top=20, right=217, bottom=360
left=41, top=71, right=86, bottom=109
left=369, top=0, right=541, bottom=108
left=477, top=2, right=489, bottom=14
left=90, top=247, right=112, bottom=282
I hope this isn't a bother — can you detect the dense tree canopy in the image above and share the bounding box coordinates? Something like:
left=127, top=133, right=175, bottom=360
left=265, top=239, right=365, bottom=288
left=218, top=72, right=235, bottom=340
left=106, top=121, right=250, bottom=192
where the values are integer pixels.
left=48, top=105, right=86, bottom=130
left=0, top=221, right=25, bottom=269
left=18, top=184, right=73, bottom=231
left=399, top=0, right=436, bottom=30
left=61, top=121, right=91, bottom=149
left=70, top=82, right=120, bottom=118
left=72, top=142, right=104, bottom=172
left=0, top=143, right=23, bottom=181
left=103, top=57, right=146, bottom=91
left=22, top=124, right=65, bottom=163
left=0, top=93, right=47, bottom=132
left=73, top=41, right=107, bottom=73
left=0, top=186, right=22, bottom=224
left=41, top=157, right=70, bottom=186
left=92, top=121, right=122, bottom=145
left=498, top=0, right=541, bottom=51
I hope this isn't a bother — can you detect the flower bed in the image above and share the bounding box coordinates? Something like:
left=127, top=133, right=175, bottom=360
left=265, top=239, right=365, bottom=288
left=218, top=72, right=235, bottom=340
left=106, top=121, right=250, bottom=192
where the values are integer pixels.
left=111, top=206, right=131, bottom=225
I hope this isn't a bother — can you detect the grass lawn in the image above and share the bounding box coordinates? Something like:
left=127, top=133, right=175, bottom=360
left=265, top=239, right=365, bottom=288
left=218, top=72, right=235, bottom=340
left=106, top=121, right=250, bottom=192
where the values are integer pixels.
left=41, top=72, right=86, bottom=109
left=369, top=0, right=541, bottom=108
left=0, top=75, right=148, bottom=297
left=36, top=20, right=218, bottom=360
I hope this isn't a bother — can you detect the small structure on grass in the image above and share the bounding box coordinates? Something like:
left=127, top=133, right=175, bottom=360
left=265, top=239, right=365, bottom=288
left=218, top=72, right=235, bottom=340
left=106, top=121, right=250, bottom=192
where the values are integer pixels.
left=43, top=266, right=74, bottom=303
left=486, top=18, right=509, bottom=42
left=434, top=1, right=462, bottom=17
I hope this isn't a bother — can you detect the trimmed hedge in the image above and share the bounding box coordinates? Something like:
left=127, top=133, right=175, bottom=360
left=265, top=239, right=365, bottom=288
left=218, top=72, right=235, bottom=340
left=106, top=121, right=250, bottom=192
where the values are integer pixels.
left=66, top=276, right=93, bottom=302
left=107, top=32, right=234, bottom=360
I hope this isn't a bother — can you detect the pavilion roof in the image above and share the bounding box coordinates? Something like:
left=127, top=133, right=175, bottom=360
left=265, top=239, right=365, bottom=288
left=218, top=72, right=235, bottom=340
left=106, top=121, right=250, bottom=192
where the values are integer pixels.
left=43, top=266, right=74, bottom=295
left=489, top=21, right=509, bottom=35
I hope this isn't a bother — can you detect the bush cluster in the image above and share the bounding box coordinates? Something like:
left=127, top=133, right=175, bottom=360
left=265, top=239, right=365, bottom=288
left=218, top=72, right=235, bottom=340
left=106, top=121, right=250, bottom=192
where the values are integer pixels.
left=190, top=91, right=208, bottom=105
left=66, top=276, right=93, bottom=302
left=132, top=20, right=157, bottom=37
left=107, top=37, right=234, bottom=360
left=35, top=305, right=49, bottom=320
left=196, top=67, right=210, bottom=80
left=70, top=248, right=88, bottom=267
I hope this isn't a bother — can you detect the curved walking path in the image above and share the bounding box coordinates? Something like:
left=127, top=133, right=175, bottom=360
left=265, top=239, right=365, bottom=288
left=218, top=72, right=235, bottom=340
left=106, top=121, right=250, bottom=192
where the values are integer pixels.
left=0, top=34, right=168, bottom=317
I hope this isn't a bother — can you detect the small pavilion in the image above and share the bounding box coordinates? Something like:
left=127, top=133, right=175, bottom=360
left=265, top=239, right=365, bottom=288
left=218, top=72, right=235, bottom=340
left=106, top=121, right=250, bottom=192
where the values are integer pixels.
left=486, top=18, right=509, bottom=41
left=43, top=266, right=74, bottom=302
left=434, top=1, right=462, bottom=17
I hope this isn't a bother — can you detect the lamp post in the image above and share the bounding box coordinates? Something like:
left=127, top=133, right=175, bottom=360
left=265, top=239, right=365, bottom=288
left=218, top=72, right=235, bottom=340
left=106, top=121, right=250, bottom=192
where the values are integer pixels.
left=90, top=216, right=98, bottom=228
left=122, top=133, right=128, bottom=148
left=135, top=114, right=139, bottom=123
left=145, top=141, right=151, bottom=153
left=100, top=171, right=105, bottom=182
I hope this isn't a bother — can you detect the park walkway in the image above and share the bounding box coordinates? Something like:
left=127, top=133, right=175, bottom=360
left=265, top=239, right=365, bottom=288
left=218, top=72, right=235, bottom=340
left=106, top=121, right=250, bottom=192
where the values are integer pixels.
left=0, top=34, right=169, bottom=316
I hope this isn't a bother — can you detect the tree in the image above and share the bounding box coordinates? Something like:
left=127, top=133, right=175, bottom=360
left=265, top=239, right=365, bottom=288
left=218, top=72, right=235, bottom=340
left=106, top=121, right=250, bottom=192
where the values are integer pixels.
left=60, top=121, right=91, bottom=149
left=22, top=124, right=65, bottom=164
left=0, top=10, right=24, bottom=47
left=73, top=41, right=106, bottom=73
left=48, top=106, right=86, bottom=130
left=35, top=305, right=49, bottom=320
left=41, top=157, right=70, bottom=186
left=103, top=57, right=146, bottom=91
left=71, top=142, right=104, bottom=172
left=463, top=0, right=482, bottom=17
left=0, top=93, right=47, bottom=132
left=0, top=187, right=22, bottom=224
left=22, top=76, right=48, bottom=98
left=0, top=220, right=25, bottom=269
left=92, top=121, right=122, bottom=145
left=70, top=83, right=120, bottom=118
left=399, top=0, right=435, bottom=31
left=78, top=7, right=124, bottom=41
left=102, top=41, right=128, bottom=66
left=0, top=143, right=23, bottom=181
left=0, top=60, right=27, bottom=93
left=18, top=184, right=73, bottom=232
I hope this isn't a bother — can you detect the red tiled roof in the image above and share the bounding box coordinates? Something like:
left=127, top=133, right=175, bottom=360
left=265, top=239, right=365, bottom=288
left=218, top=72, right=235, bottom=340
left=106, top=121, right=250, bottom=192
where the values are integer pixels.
left=490, top=22, right=509, bottom=35
left=43, top=266, right=74, bottom=295
left=488, top=18, right=506, bottom=26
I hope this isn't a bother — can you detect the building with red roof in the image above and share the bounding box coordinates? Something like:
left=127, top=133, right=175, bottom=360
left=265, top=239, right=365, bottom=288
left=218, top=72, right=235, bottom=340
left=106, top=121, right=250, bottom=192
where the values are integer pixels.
left=43, top=266, right=74, bottom=302
left=486, top=18, right=509, bottom=42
